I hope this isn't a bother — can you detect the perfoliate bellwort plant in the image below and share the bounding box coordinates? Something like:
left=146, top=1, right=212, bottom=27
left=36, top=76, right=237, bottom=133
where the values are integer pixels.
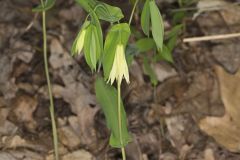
left=71, top=0, right=165, bottom=160
left=31, top=0, right=168, bottom=159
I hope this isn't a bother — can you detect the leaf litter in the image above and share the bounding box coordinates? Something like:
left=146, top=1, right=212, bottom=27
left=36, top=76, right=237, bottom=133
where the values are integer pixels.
left=0, top=0, right=240, bottom=159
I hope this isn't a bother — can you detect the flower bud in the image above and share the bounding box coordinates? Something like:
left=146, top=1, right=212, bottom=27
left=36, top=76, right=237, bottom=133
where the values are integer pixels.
left=75, top=29, right=86, bottom=54
left=71, top=21, right=90, bottom=56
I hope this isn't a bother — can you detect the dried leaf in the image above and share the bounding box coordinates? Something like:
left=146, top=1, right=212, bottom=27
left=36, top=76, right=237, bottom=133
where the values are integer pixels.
left=199, top=66, right=240, bottom=152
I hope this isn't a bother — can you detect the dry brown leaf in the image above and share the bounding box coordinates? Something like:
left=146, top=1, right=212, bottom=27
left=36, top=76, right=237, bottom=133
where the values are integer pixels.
left=61, top=150, right=93, bottom=160
left=196, top=2, right=240, bottom=73
left=0, top=150, right=44, bottom=160
left=165, top=116, right=186, bottom=150
left=12, top=95, right=38, bottom=131
left=194, top=0, right=228, bottom=19
left=58, top=126, right=81, bottom=149
left=199, top=66, right=240, bottom=152
left=153, top=62, right=177, bottom=82
left=2, top=135, right=46, bottom=153
left=46, top=149, right=93, bottom=160
left=204, top=148, right=215, bottom=160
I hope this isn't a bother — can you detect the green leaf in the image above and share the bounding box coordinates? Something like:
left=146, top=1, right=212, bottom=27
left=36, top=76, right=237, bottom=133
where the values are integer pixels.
left=95, top=77, right=131, bottom=148
left=165, top=24, right=183, bottom=39
left=75, top=0, right=96, bottom=12
left=143, top=56, right=158, bottom=86
left=90, top=12, right=103, bottom=52
left=95, top=2, right=124, bottom=23
left=75, top=0, right=124, bottom=23
left=149, top=0, right=164, bottom=51
left=172, top=11, right=186, bottom=25
left=165, top=24, right=182, bottom=53
left=84, top=24, right=101, bottom=70
left=103, top=23, right=131, bottom=80
left=136, top=38, right=156, bottom=52
left=167, top=35, right=177, bottom=52
left=159, top=45, right=174, bottom=63
left=125, top=44, right=138, bottom=65
left=141, top=0, right=150, bottom=36
left=32, top=0, right=55, bottom=12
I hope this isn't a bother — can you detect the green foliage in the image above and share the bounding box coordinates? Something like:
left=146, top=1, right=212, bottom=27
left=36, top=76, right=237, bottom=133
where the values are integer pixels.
left=95, top=3, right=124, bottom=23
left=136, top=38, right=156, bottom=53
left=84, top=24, right=101, bottom=70
left=75, top=0, right=124, bottom=23
left=89, top=12, right=104, bottom=55
left=178, top=0, right=196, bottom=7
left=103, top=23, right=131, bottom=80
left=165, top=24, right=183, bottom=39
left=71, top=11, right=103, bottom=71
left=141, top=0, right=164, bottom=51
left=149, top=0, right=164, bottom=51
left=160, top=45, right=174, bottom=63
left=141, top=0, right=150, bottom=37
left=143, top=56, right=158, bottom=86
left=32, top=0, right=55, bottom=12
left=71, top=0, right=182, bottom=155
left=95, top=77, right=131, bottom=148
left=74, top=0, right=96, bottom=12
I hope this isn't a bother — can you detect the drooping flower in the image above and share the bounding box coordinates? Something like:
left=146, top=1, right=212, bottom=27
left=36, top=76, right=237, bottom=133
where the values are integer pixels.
left=75, top=29, right=86, bottom=54
left=72, top=29, right=86, bottom=55
left=71, top=21, right=90, bottom=56
left=108, top=44, right=129, bottom=85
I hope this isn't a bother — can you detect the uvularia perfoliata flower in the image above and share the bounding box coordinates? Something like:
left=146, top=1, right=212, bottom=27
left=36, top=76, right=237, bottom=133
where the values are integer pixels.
left=108, top=44, right=129, bottom=85
left=71, top=21, right=90, bottom=56
left=75, top=29, right=86, bottom=54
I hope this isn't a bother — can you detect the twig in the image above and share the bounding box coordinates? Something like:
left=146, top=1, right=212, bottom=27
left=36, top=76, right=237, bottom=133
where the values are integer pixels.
left=24, top=13, right=39, bottom=33
left=183, top=32, right=240, bottom=43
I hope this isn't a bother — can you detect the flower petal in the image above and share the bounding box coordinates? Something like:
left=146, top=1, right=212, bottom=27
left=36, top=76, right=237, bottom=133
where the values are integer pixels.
left=76, top=29, right=86, bottom=54
left=107, top=44, right=130, bottom=84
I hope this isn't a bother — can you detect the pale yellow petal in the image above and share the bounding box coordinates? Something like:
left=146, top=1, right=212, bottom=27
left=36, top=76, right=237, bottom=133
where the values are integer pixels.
left=76, top=29, right=86, bottom=54
left=108, top=53, right=118, bottom=84
left=107, top=44, right=130, bottom=85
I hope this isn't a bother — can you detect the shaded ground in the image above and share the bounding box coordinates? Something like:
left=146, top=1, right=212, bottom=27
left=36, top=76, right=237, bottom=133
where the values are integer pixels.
left=1, top=0, right=240, bottom=159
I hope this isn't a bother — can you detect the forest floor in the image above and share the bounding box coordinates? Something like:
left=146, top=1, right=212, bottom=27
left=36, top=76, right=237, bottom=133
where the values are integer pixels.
left=1, top=0, right=240, bottom=160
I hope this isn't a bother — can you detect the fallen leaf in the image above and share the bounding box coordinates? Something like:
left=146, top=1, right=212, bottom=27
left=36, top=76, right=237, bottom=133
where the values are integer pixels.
left=194, top=0, right=228, bottom=19
left=204, top=148, right=215, bottom=160
left=2, top=135, right=46, bottom=153
left=62, top=150, right=93, bottom=160
left=199, top=66, right=240, bottom=152
left=46, top=149, right=93, bottom=160
left=153, top=62, right=177, bottom=82
left=11, top=95, right=38, bottom=131
left=165, top=115, right=186, bottom=150
left=58, top=126, right=81, bottom=149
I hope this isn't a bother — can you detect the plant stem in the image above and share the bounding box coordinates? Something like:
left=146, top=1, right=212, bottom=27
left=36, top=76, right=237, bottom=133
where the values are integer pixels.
left=128, top=0, right=139, bottom=25
left=40, top=1, right=59, bottom=160
left=117, top=80, right=126, bottom=160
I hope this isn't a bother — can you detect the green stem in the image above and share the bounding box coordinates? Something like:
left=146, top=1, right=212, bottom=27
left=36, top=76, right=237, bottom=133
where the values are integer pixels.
left=40, top=1, right=59, bottom=160
left=128, top=0, right=139, bottom=25
left=117, top=80, right=126, bottom=160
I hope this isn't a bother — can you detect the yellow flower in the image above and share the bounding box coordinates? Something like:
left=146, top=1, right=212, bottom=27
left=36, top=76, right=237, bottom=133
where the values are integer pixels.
left=108, top=44, right=130, bottom=85
left=75, top=29, right=86, bottom=54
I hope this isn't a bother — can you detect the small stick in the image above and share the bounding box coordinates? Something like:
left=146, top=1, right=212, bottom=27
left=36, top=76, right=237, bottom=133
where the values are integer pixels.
left=183, top=32, right=240, bottom=43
